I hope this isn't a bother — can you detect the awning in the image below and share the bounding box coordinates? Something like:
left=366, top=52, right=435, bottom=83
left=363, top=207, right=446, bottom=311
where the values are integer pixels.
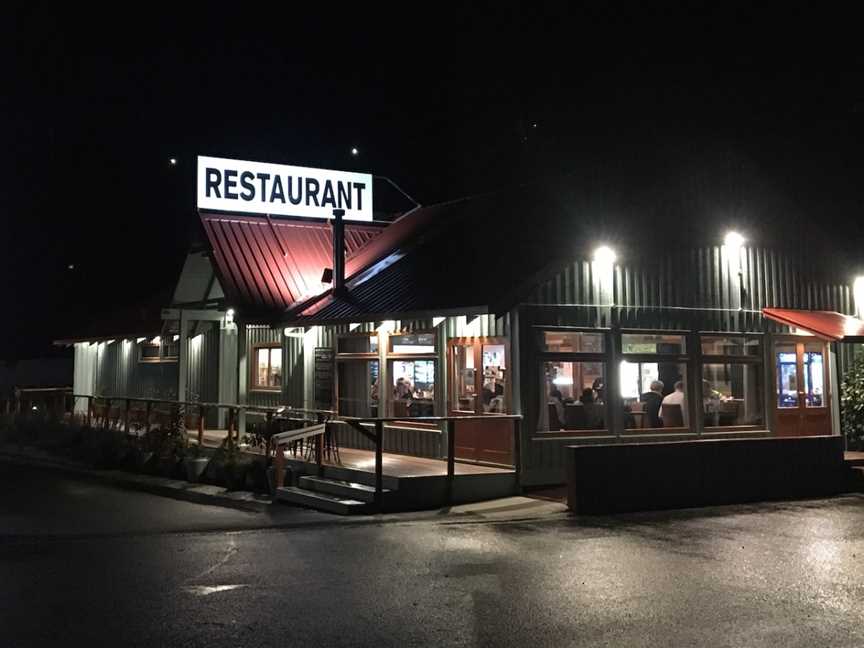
left=762, top=308, right=864, bottom=342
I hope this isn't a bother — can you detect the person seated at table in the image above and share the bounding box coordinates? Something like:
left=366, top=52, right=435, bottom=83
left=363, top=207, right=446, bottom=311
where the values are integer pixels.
left=592, top=378, right=606, bottom=404
left=548, top=387, right=565, bottom=423
left=578, top=388, right=595, bottom=405
left=661, top=380, right=688, bottom=427
left=640, top=380, right=664, bottom=427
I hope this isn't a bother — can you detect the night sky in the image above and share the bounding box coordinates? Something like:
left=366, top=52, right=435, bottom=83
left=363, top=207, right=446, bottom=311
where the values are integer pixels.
left=3, top=4, right=864, bottom=360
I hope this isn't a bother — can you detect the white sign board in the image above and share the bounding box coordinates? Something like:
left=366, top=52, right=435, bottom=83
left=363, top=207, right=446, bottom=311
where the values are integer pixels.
left=197, top=156, right=373, bottom=221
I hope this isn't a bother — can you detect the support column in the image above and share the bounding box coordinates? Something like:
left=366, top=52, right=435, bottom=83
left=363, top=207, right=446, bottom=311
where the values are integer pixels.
left=217, top=318, right=238, bottom=429
left=177, top=309, right=189, bottom=403
left=237, top=322, right=248, bottom=436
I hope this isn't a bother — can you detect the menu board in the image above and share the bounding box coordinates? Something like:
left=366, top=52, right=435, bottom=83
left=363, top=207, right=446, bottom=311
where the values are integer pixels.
left=314, top=347, right=335, bottom=409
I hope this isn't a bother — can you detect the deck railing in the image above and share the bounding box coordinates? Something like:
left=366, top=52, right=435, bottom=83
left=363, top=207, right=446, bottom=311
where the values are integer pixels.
left=56, top=395, right=522, bottom=511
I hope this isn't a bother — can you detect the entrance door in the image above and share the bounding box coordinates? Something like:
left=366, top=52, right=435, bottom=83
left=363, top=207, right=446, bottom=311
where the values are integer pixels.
left=773, top=339, right=831, bottom=436
left=448, top=338, right=513, bottom=465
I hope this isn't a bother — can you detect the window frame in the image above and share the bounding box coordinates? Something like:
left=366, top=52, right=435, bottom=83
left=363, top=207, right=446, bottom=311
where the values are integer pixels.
left=251, top=344, right=284, bottom=392
left=137, top=339, right=178, bottom=364
left=535, top=326, right=611, bottom=436
left=699, top=332, right=765, bottom=431
left=619, top=328, right=690, bottom=433
left=448, top=336, right=511, bottom=416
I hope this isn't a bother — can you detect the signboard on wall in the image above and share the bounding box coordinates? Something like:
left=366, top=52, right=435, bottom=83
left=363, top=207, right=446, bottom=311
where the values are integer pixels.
left=313, top=347, right=335, bottom=409
left=197, top=156, right=373, bottom=221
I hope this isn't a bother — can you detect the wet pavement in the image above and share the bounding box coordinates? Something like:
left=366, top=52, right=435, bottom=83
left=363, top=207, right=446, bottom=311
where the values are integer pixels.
left=2, top=465, right=864, bottom=647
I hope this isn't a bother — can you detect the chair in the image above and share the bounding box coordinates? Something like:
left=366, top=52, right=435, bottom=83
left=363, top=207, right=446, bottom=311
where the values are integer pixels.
left=547, top=403, right=563, bottom=431
left=565, top=404, right=588, bottom=430
left=661, top=403, right=684, bottom=428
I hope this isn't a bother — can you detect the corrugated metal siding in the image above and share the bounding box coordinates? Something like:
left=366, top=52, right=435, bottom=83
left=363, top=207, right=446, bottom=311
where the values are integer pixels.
left=94, top=339, right=178, bottom=400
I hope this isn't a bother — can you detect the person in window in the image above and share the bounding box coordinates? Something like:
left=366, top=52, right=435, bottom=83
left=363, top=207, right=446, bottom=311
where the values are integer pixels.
left=640, top=380, right=665, bottom=428
left=578, top=388, right=595, bottom=405
left=394, top=377, right=414, bottom=400
left=592, top=378, right=606, bottom=404
left=548, top=387, right=565, bottom=424
left=661, top=380, right=688, bottom=427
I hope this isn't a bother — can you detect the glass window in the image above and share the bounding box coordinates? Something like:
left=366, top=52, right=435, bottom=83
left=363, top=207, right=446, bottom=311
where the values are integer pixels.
left=702, top=363, right=764, bottom=427
left=541, top=331, right=604, bottom=353
left=389, top=359, right=436, bottom=417
left=776, top=344, right=798, bottom=408
left=452, top=344, right=476, bottom=413
left=621, top=361, right=688, bottom=429
left=253, top=346, right=283, bottom=389
left=337, top=360, right=379, bottom=417
left=337, top=334, right=378, bottom=354
left=803, top=343, right=825, bottom=408
left=540, top=361, right=606, bottom=432
left=482, top=344, right=507, bottom=413
left=389, top=333, right=436, bottom=354
left=622, top=333, right=686, bottom=355
left=701, top=336, right=761, bottom=357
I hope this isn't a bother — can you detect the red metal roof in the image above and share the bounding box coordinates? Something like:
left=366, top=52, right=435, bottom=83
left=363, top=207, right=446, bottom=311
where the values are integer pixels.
left=762, top=308, right=864, bottom=342
left=200, top=213, right=382, bottom=312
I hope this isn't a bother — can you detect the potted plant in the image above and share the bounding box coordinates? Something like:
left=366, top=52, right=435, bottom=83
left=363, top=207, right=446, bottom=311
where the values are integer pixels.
left=183, top=443, right=210, bottom=482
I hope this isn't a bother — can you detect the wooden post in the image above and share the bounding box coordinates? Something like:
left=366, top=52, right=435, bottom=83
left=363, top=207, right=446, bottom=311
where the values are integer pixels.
left=124, top=398, right=131, bottom=433
left=103, top=398, right=111, bottom=429
left=198, top=405, right=205, bottom=448
left=375, top=420, right=383, bottom=511
left=512, top=417, right=522, bottom=493
left=316, top=429, right=323, bottom=477
left=265, top=411, right=273, bottom=460
left=145, top=400, right=152, bottom=433
left=86, top=396, right=92, bottom=428
left=446, top=419, right=456, bottom=505
left=227, top=407, right=234, bottom=448
left=274, top=439, right=286, bottom=488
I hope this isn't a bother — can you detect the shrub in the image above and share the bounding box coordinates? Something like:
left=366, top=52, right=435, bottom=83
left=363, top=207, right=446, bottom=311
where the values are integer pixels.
left=841, top=354, right=864, bottom=450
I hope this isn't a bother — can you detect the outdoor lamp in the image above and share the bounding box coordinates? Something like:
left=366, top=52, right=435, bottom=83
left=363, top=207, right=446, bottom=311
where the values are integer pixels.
left=592, top=245, right=617, bottom=267
left=854, top=276, right=864, bottom=318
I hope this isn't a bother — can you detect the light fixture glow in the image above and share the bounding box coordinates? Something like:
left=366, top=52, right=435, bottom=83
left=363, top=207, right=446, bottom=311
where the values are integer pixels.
left=592, top=245, right=617, bottom=266
left=169, top=158, right=177, bottom=165
left=151, top=336, right=161, bottom=345
left=724, top=231, right=745, bottom=251
left=350, top=147, right=359, bottom=156
left=432, top=317, right=446, bottom=327
left=136, top=337, right=146, bottom=343
left=854, top=276, right=864, bottom=318
left=172, top=335, right=179, bottom=342
left=349, top=322, right=361, bottom=331
left=225, top=308, right=235, bottom=325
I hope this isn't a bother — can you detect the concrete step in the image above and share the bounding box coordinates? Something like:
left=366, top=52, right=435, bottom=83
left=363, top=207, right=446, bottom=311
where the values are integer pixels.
left=275, top=486, right=370, bottom=515
left=845, top=457, right=864, bottom=467
left=298, top=475, right=387, bottom=503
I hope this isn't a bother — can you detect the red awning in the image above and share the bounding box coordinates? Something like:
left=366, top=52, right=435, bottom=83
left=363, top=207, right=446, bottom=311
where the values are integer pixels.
left=762, top=308, right=864, bottom=342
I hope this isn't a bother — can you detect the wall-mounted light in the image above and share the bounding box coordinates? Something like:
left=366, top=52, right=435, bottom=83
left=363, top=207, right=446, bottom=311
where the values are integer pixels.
left=136, top=337, right=146, bottom=344
left=172, top=335, right=179, bottom=342
left=592, top=245, right=617, bottom=306
left=854, top=276, right=864, bottom=318
left=151, top=336, right=161, bottom=345
left=349, top=322, right=361, bottom=331
left=432, top=317, right=446, bottom=328
left=723, top=231, right=745, bottom=265
left=225, top=308, right=235, bottom=325
left=592, top=245, right=617, bottom=267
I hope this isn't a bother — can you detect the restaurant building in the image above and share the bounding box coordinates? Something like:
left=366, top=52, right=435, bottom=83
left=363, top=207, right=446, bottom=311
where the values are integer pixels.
left=64, top=156, right=864, bottom=495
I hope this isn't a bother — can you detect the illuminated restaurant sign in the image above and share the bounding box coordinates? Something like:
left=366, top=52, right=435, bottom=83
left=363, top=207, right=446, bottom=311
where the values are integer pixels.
left=197, top=156, right=373, bottom=221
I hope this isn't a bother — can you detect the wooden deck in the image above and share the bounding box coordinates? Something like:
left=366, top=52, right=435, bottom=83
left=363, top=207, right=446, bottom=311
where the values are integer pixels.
left=189, top=428, right=513, bottom=478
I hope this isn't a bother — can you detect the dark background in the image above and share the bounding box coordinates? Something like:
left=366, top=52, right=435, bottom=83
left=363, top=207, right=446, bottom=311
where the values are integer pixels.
left=3, top=3, right=863, bottom=360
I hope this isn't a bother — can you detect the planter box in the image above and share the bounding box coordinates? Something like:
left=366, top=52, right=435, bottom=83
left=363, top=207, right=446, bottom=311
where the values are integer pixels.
left=566, top=435, right=845, bottom=514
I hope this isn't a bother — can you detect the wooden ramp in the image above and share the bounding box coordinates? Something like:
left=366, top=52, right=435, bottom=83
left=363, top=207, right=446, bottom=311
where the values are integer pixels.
left=275, top=447, right=517, bottom=515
